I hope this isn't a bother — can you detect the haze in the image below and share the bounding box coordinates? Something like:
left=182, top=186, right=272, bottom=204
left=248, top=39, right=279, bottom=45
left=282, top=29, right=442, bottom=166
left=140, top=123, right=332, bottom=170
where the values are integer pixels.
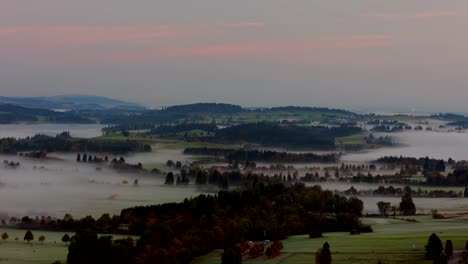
left=1, top=1, right=467, bottom=112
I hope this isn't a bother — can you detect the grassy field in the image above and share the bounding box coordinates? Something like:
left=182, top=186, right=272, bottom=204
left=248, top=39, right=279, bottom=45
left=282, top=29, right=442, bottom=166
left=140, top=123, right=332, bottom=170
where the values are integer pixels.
left=336, top=133, right=383, bottom=150
left=195, top=215, right=468, bottom=264
left=194, top=252, right=429, bottom=264
left=0, top=228, right=68, bottom=264
left=0, top=228, right=136, bottom=264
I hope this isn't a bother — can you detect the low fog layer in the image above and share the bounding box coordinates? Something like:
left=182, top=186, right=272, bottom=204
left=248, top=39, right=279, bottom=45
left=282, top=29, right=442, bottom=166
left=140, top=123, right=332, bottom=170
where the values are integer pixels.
left=0, top=153, right=203, bottom=219
left=344, top=131, right=468, bottom=162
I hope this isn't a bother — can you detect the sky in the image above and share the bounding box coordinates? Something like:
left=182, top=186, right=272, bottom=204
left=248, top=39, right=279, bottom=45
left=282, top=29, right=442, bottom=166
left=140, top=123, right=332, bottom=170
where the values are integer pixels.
left=0, top=0, right=467, bottom=112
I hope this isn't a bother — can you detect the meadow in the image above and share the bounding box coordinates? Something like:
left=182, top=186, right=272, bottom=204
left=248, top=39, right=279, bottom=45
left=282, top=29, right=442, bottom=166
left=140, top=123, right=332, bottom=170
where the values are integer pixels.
left=195, top=215, right=468, bottom=263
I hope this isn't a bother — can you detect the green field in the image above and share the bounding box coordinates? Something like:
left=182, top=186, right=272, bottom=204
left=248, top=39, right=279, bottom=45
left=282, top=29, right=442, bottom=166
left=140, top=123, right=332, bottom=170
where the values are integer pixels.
left=0, top=228, right=136, bottom=264
left=336, top=133, right=382, bottom=149
left=0, top=228, right=68, bottom=264
left=195, top=215, right=468, bottom=264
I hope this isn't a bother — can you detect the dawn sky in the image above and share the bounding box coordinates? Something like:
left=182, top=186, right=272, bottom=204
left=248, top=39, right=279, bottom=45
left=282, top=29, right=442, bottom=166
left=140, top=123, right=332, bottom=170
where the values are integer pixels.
left=1, top=0, right=467, bottom=112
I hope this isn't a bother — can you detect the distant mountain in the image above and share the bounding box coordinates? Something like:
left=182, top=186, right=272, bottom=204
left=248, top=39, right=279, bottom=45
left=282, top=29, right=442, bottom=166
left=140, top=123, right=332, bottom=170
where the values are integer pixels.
left=0, top=95, right=146, bottom=111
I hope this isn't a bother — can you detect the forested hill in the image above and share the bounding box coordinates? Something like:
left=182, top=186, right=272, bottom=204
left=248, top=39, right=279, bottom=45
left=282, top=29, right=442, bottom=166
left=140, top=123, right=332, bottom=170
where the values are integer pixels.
left=163, top=103, right=244, bottom=114
left=213, top=123, right=362, bottom=149
left=267, top=106, right=357, bottom=116
left=0, top=104, right=92, bottom=124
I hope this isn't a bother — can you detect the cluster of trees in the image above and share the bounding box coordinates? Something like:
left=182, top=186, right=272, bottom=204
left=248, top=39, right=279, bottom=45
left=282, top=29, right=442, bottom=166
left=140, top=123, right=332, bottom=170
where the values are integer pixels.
left=375, top=193, right=416, bottom=216
left=76, top=153, right=109, bottom=163
left=347, top=185, right=461, bottom=198
left=365, top=134, right=394, bottom=146
left=164, top=168, right=242, bottom=189
left=211, top=123, right=362, bottom=149
left=3, top=160, right=20, bottom=168
left=376, top=156, right=448, bottom=172
left=425, top=233, right=453, bottom=263
left=6, top=213, right=122, bottom=235
left=226, top=150, right=339, bottom=164
left=0, top=132, right=151, bottom=155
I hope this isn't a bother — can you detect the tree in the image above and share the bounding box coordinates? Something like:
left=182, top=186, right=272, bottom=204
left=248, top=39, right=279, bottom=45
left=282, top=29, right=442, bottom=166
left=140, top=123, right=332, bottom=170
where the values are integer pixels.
left=62, top=234, right=71, bottom=245
left=425, top=233, right=443, bottom=260
left=221, top=248, right=242, bottom=264
left=399, top=193, right=416, bottom=215
left=445, top=240, right=453, bottom=258
left=24, top=230, right=34, bottom=243
left=315, top=242, right=332, bottom=264
left=166, top=160, right=175, bottom=168
left=165, top=172, right=174, bottom=185
left=76, top=153, right=81, bottom=162
left=38, top=235, right=45, bottom=244
left=1, top=232, right=8, bottom=241
left=377, top=201, right=391, bottom=216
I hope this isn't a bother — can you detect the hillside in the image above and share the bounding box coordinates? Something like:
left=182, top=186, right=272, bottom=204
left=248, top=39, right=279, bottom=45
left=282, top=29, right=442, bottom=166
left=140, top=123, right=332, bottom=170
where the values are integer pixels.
left=0, top=104, right=92, bottom=124
left=0, top=95, right=145, bottom=111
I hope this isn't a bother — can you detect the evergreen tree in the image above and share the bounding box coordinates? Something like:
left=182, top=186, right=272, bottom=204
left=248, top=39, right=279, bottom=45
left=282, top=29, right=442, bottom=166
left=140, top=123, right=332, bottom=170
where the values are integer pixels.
left=425, top=233, right=443, bottom=260
left=444, top=240, right=453, bottom=258
left=164, top=172, right=174, bottom=185
left=24, top=230, right=34, bottom=243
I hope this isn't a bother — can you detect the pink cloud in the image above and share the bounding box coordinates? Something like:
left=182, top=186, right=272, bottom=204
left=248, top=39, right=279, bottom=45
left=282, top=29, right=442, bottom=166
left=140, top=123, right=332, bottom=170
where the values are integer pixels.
left=0, top=22, right=401, bottom=65
left=363, top=11, right=457, bottom=20
left=224, top=22, right=265, bottom=28
left=161, top=35, right=397, bottom=58
left=0, top=25, right=184, bottom=49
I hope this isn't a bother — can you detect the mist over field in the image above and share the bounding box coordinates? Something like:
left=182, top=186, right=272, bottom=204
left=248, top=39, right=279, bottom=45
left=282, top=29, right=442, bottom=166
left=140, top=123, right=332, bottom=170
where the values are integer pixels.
left=0, top=153, right=202, bottom=218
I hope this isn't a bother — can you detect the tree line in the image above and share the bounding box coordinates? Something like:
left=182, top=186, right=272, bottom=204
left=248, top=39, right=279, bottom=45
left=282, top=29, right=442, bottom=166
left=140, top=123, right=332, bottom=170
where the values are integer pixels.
left=0, top=132, right=151, bottom=154
left=183, top=148, right=340, bottom=163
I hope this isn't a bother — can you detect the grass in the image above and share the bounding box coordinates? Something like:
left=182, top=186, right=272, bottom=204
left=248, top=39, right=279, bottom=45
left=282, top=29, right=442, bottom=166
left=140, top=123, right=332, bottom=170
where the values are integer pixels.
left=194, top=251, right=430, bottom=264
left=336, top=133, right=382, bottom=149
left=0, top=228, right=68, bottom=264
left=195, top=215, right=468, bottom=264
left=0, top=228, right=136, bottom=264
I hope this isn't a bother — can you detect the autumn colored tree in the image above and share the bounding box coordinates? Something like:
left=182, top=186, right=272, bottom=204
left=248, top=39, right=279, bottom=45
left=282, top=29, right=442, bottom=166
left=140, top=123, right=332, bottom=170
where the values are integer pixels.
left=38, top=235, right=46, bottom=244
left=1, top=232, right=8, bottom=241
left=315, top=242, right=332, bottom=264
